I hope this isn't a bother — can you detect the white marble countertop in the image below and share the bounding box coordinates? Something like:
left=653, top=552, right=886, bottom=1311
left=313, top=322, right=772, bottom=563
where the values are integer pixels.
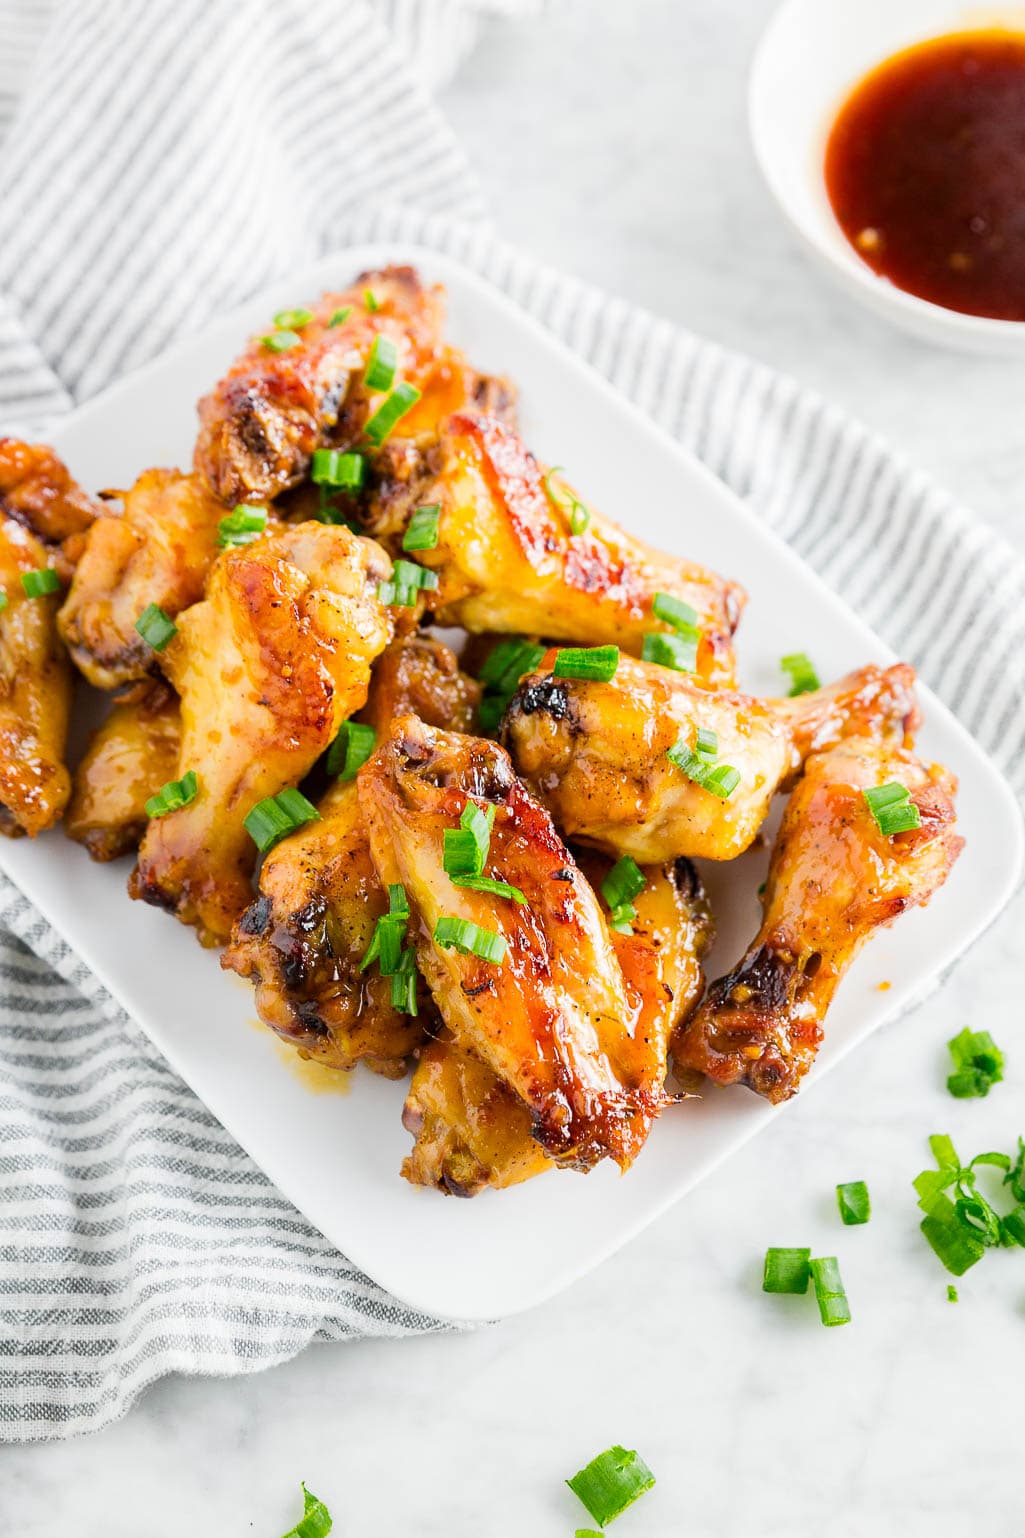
left=5, top=2, right=1025, bottom=1533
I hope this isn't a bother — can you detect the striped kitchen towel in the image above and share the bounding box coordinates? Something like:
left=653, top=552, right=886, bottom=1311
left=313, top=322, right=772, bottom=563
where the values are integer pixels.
left=1, top=0, right=1023, bottom=1445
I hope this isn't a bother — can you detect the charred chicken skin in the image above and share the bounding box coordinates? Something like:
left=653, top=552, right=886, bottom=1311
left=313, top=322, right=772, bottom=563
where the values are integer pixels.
left=65, top=682, right=182, bottom=861
left=674, top=738, right=963, bottom=1102
left=131, top=522, right=392, bottom=945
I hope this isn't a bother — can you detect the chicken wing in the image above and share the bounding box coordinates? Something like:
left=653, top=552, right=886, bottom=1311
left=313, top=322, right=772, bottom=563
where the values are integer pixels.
left=402, top=854, right=713, bottom=1195
left=58, top=468, right=227, bottom=691
left=359, top=716, right=670, bottom=1170
left=221, top=635, right=479, bottom=1073
left=674, top=738, right=963, bottom=1102
left=65, top=682, right=181, bottom=861
left=412, top=413, right=744, bottom=686
left=130, top=523, right=392, bottom=944
left=0, top=437, right=98, bottom=550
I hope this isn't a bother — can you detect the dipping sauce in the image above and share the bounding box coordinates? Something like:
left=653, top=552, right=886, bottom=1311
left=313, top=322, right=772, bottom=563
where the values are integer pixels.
left=825, top=30, right=1025, bottom=320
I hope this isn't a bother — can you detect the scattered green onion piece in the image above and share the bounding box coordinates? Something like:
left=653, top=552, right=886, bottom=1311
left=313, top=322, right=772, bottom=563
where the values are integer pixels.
left=836, top=1180, right=871, bottom=1226
left=402, top=504, right=441, bottom=552
left=552, top=645, right=619, bottom=682
left=363, top=334, right=398, bottom=393
left=451, top=875, right=526, bottom=904
left=134, top=602, right=177, bottom=652
left=145, top=769, right=199, bottom=820
left=311, top=449, right=365, bottom=489
left=217, top=504, right=267, bottom=547
left=863, top=781, right=922, bottom=836
left=0, top=591, right=6, bottom=612
left=377, top=556, right=438, bottom=608
left=920, top=1192, right=987, bottom=1275
left=244, top=787, right=319, bottom=855
left=434, top=915, right=507, bottom=964
left=576, top=1531, right=604, bottom=1538
left=809, top=1255, right=851, bottom=1327
left=262, top=329, right=302, bottom=353
left=667, top=733, right=741, bottom=801
left=1000, top=1205, right=1025, bottom=1247
left=693, top=726, right=718, bottom=760
left=364, top=380, right=421, bottom=446
left=599, top=856, right=645, bottom=935
left=781, top=651, right=821, bottom=696
left=607, top=902, right=638, bottom=934
left=946, top=1026, right=1004, bottom=1098
left=762, top=1247, right=811, bottom=1294
left=1004, top=1138, right=1025, bottom=1203
left=20, top=567, right=61, bottom=598
left=443, top=800, right=494, bottom=880
left=360, top=884, right=410, bottom=976
left=652, top=591, right=699, bottom=631
left=542, top=466, right=591, bottom=536
left=479, top=638, right=546, bottom=693
left=390, top=947, right=419, bottom=1015
left=930, top=1133, right=960, bottom=1170
left=326, top=720, right=376, bottom=781
left=566, top=1445, right=656, bottom=1528
left=947, top=1284, right=959, bottom=1302
left=364, top=289, right=380, bottom=312
left=273, top=307, right=313, bottom=330
left=641, top=631, right=696, bottom=672
left=328, top=306, right=352, bottom=328
left=279, top=1482, right=332, bottom=1538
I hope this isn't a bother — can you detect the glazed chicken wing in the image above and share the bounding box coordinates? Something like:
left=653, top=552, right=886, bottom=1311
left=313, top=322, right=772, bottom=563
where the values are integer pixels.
left=359, top=716, right=669, bottom=1170
left=413, top=413, right=743, bottom=686
left=65, top=682, right=181, bottom=861
left=131, top=522, right=392, bottom=944
left=674, top=737, right=963, bottom=1102
left=0, top=437, right=98, bottom=550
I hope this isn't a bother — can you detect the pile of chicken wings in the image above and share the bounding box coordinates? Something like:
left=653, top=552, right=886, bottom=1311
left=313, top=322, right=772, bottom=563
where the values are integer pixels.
left=0, top=265, right=964, bottom=1196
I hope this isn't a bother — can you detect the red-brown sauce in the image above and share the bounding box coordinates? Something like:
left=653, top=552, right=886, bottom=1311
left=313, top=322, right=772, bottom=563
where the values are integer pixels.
left=825, top=30, right=1025, bottom=320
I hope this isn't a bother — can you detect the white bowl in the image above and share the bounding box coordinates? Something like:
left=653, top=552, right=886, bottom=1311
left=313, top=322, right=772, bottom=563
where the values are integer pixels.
left=749, top=0, right=1025, bottom=354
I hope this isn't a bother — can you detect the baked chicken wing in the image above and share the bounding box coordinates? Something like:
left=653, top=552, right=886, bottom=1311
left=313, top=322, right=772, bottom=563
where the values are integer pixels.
left=131, top=522, right=392, bottom=944
left=0, top=437, right=98, bottom=550
left=65, top=682, right=181, bottom=861
left=674, top=738, right=963, bottom=1102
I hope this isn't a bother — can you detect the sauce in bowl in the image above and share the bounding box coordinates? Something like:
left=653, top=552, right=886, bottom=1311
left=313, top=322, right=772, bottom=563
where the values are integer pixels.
left=825, top=30, right=1025, bottom=320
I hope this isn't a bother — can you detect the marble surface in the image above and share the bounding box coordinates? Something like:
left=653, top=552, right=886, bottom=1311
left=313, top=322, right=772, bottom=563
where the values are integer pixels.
left=5, top=2, right=1025, bottom=1533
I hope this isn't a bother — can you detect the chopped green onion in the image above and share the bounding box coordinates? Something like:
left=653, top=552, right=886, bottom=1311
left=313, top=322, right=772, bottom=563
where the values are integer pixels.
left=390, top=946, right=419, bottom=1015
left=262, top=329, right=302, bottom=353
left=363, top=334, right=398, bottom=393
left=836, top=1180, right=871, bottom=1226
left=479, top=638, right=546, bottom=693
left=451, top=875, right=526, bottom=904
left=652, top=592, right=698, bottom=631
left=809, top=1255, right=851, bottom=1326
left=552, top=645, right=619, bottom=682
left=946, top=1026, right=1004, bottom=1098
left=1004, top=1138, right=1025, bottom=1203
left=328, top=306, right=352, bottom=328
left=279, top=1482, right=332, bottom=1538
left=863, top=781, right=922, bottom=836
left=134, top=602, right=177, bottom=652
left=311, top=449, right=365, bottom=489
left=0, top=592, right=7, bottom=612
left=566, top=1445, right=656, bottom=1528
left=607, top=902, right=638, bottom=934
left=781, top=651, right=821, bottom=696
left=360, top=885, right=410, bottom=976
left=217, top=504, right=267, bottom=547
left=434, top=915, right=507, bottom=964
left=378, top=557, right=439, bottom=608
left=542, top=466, right=591, bottom=536
left=402, top=504, right=441, bottom=552
left=244, top=787, right=319, bottom=854
left=145, top=769, right=199, bottom=820
left=1000, top=1205, right=1025, bottom=1247
left=762, top=1246, right=811, bottom=1294
left=694, top=726, right=718, bottom=760
left=364, top=380, right=421, bottom=447
left=641, top=631, right=696, bottom=672
left=930, top=1132, right=960, bottom=1170
left=947, top=1284, right=959, bottom=1302
left=20, top=567, right=61, bottom=598
left=576, top=1532, right=604, bottom=1538
left=364, top=289, right=380, bottom=312
left=443, top=800, right=495, bottom=880
left=326, top=720, right=376, bottom=781
left=920, top=1192, right=987, bottom=1275
left=273, top=308, right=313, bottom=330
left=600, top=857, right=645, bottom=935
left=667, top=732, right=741, bottom=800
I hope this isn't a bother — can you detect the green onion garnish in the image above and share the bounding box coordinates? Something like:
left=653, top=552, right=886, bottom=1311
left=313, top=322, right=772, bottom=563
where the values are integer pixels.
left=145, top=769, right=199, bottom=820
left=364, top=381, right=421, bottom=447
left=363, top=334, right=398, bottom=393
left=0, top=592, right=7, bottom=612
left=863, top=781, right=922, bottom=836
left=600, top=856, right=646, bottom=935
left=364, top=289, right=380, bottom=312
left=20, top=567, right=61, bottom=598
left=479, top=638, right=546, bottom=692
left=434, top=915, right=507, bottom=964
left=325, top=720, right=376, bottom=781
left=947, top=1284, right=959, bottom=1302
left=576, top=1532, right=603, bottom=1538
left=402, top=504, right=441, bottom=552
left=273, top=308, right=313, bottom=330
left=552, top=645, right=619, bottom=682
left=377, top=557, right=439, bottom=609
left=361, top=884, right=411, bottom=977
left=566, top=1446, right=656, bottom=1529
left=262, top=329, right=302, bottom=353
left=1005, top=1138, right=1025, bottom=1203
left=781, top=651, right=820, bottom=696
left=542, top=466, right=591, bottom=536
left=443, top=800, right=495, bottom=880
left=390, top=946, right=419, bottom=1015
left=911, top=1133, right=1025, bottom=1275
left=836, top=1180, right=871, bottom=1225
left=762, top=1247, right=811, bottom=1294
left=946, top=1026, right=1004, bottom=1099
left=450, top=875, right=526, bottom=903
left=279, top=1482, right=332, bottom=1538
left=217, top=504, right=267, bottom=547
left=653, top=591, right=698, bottom=631
left=311, top=449, right=365, bottom=490
left=667, top=731, right=741, bottom=800
left=244, top=787, right=319, bottom=854
left=134, top=602, right=177, bottom=652
left=810, top=1255, right=851, bottom=1326
left=641, top=631, right=696, bottom=672
left=328, top=306, right=352, bottom=328
left=694, top=726, right=718, bottom=759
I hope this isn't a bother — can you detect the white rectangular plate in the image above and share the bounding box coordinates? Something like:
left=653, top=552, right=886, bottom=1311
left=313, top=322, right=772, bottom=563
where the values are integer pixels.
left=2, top=243, right=1020, bottom=1322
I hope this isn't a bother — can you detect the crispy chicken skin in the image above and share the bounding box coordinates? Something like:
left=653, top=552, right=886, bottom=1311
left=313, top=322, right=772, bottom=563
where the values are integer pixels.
left=221, top=635, right=479, bottom=1073
left=413, top=413, right=744, bottom=685
left=131, top=523, right=392, bottom=945
left=0, top=438, right=98, bottom=551
left=58, top=469, right=226, bottom=690
left=359, top=716, right=670, bottom=1171
left=674, top=738, right=963, bottom=1102
left=194, top=266, right=446, bottom=507
left=503, top=655, right=920, bottom=864
left=65, top=683, right=181, bottom=861
left=402, top=855, right=714, bottom=1195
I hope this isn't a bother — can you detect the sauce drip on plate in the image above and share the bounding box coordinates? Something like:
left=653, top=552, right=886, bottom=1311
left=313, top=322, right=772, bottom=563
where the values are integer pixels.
left=825, top=30, right=1025, bottom=320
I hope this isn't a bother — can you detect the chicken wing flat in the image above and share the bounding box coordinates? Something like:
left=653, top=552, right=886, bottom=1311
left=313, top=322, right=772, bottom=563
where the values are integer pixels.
left=359, top=716, right=670, bottom=1170
left=131, top=523, right=392, bottom=944
left=221, top=635, right=479, bottom=1073
left=412, top=413, right=744, bottom=686
left=674, top=738, right=963, bottom=1102
left=194, top=266, right=446, bottom=507
left=65, top=682, right=181, bottom=861
left=0, top=437, right=98, bottom=551
left=402, top=854, right=713, bottom=1195
left=58, top=468, right=226, bottom=691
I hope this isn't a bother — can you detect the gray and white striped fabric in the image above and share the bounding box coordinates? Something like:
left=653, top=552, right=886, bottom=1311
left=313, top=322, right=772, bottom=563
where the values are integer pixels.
left=1, top=0, right=1023, bottom=1444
